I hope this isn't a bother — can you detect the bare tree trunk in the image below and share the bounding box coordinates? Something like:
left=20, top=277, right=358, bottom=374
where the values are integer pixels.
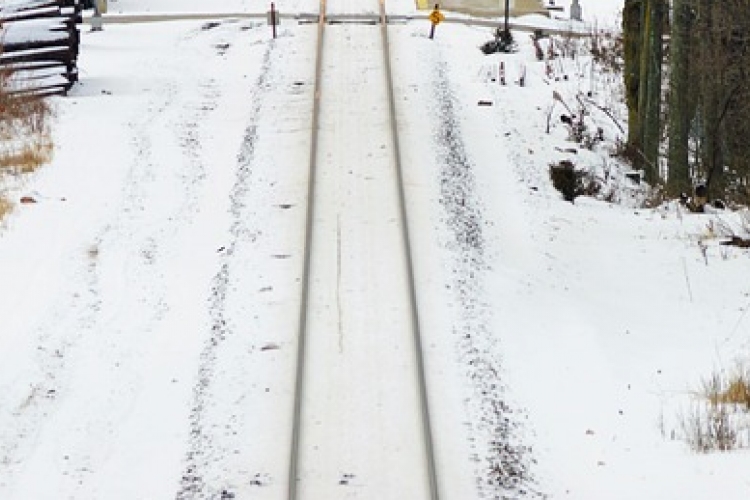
left=696, top=0, right=726, bottom=199
left=623, top=0, right=643, bottom=163
left=667, top=0, right=692, bottom=196
left=637, top=0, right=664, bottom=184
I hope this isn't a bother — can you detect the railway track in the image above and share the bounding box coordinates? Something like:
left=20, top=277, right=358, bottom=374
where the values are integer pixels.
left=287, top=0, right=439, bottom=498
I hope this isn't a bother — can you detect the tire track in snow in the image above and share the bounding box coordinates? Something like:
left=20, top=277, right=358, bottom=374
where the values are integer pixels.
left=1, top=52, right=224, bottom=500
left=0, top=255, right=101, bottom=494
left=0, top=76, right=183, bottom=494
left=175, top=42, right=275, bottom=500
left=429, top=56, right=544, bottom=500
left=56, top=68, right=222, bottom=495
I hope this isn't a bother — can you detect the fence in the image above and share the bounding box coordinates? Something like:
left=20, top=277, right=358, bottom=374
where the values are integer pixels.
left=0, top=0, right=83, bottom=97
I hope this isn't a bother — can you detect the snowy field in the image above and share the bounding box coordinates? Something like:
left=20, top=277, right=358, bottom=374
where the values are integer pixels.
left=1, top=0, right=749, bottom=499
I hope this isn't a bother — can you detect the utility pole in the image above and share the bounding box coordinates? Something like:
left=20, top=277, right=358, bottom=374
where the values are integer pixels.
left=503, top=0, right=510, bottom=35
left=494, top=0, right=513, bottom=51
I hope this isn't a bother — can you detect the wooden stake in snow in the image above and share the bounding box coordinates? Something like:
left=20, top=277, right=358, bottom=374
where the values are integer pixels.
left=269, top=3, right=278, bottom=39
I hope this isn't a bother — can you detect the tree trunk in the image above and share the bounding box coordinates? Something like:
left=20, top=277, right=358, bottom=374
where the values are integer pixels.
left=697, top=0, right=725, bottom=199
left=666, top=0, right=692, bottom=196
left=623, top=0, right=643, bottom=162
left=638, top=0, right=664, bottom=184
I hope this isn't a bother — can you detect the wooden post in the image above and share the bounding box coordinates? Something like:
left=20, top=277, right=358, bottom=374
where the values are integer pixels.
left=271, top=2, right=277, bottom=39
left=499, top=62, right=506, bottom=85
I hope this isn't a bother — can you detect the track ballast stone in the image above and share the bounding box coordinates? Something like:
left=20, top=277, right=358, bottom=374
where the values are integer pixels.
left=175, top=37, right=275, bottom=500
left=430, top=55, right=544, bottom=500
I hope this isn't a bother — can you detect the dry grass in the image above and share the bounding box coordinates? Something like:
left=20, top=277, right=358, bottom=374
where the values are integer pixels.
left=0, top=195, right=13, bottom=220
left=0, top=78, right=56, bottom=222
left=0, top=136, right=54, bottom=174
left=0, top=75, right=55, bottom=174
left=679, top=366, right=750, bottom=453
left=680, top=403, right=740, bottom=453
left=704, top=369, right=750, bottom=409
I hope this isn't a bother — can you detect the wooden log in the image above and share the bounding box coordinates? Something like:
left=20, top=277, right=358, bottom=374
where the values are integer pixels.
left=0, top=1, right=64, bottom=15
left=7, top=83, right=71, bottom=97
left=2, top=28, right=74, bottom=53
left=0, top=7, right=62, bottom=23
left=5, top=64, right=69, bottom=80
left=0, top=45, right=75, bottom=66
left=0, top=1, right=80, bottom=96
left=720, top=236, right=750, bottom=249
left=2, top=37, right=76, bottom=54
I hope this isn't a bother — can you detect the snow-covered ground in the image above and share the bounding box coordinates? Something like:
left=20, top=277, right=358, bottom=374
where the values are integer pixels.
left=1, top=0, right=749, bottom=499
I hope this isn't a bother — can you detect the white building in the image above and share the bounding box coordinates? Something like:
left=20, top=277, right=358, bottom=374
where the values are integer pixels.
left=429, top=0, right=548, bottom=17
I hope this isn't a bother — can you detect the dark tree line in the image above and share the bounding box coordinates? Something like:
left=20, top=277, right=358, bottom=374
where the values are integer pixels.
left=623, top=0, right=750, bottom=206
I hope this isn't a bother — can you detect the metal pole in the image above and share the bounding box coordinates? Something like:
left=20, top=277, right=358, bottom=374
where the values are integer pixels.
left=91, top=0, right=103, bottom=31
left=503, top=0, right=510, bottom=34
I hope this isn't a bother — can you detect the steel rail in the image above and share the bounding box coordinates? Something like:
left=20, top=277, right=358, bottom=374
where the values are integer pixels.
left=287, top=1, right=326, bottom=499
left=378, top=1, right=440, bottom=499
left=288, top=1, right=440, bottom=499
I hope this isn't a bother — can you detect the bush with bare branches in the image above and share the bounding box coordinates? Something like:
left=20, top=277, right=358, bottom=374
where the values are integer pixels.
left=0, top=68, right=55, bottom=220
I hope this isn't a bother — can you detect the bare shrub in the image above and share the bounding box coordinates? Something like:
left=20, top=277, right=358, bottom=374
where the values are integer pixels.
left=679, top=367, right=750, bottom=453
left=0, top=78, right=55, bottom=176
left=680, top=403, right=739, bottom=453
left=0, top=75, right=55, bottom=221
left=587, top=28, right=623, bottom=74
left=549, top=160, right=600, bottom=202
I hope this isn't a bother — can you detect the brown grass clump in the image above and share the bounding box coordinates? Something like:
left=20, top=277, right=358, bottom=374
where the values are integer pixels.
left=705, top=370, right=750, bottom=409
left=0, top=195, right=13, bottom=220
left=679, top=366, right=750, bottom=453
left=0, top=84, right=55, bottom=174
left=0, top=81, right=55, bottom=222
left=0, top=137, right=54, bottom=174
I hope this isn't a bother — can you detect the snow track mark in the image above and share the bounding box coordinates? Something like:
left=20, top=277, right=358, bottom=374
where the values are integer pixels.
left=430, top=56, right=543, bottom=500
left=175, top=43, right=274, bottom=500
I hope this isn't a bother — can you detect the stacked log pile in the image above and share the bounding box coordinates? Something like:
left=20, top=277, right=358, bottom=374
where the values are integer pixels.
left=0, top=0, right=83, bottom=96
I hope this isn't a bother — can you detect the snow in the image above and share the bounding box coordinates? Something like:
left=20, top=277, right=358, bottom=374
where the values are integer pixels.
left=538, top=1, right=623, bottom=28
left=1, top=0, right=749, bottom=499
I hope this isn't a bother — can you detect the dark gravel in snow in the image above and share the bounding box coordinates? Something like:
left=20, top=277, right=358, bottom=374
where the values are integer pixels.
left=430, top=57, right=544, bottom=500
left=175, top=38, right=274, bottom=500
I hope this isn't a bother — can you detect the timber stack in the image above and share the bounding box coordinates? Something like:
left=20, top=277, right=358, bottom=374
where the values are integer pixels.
left=0, top=0, right=83, bottom=97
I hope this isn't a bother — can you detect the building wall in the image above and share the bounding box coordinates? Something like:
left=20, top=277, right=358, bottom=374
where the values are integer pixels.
left=423, top=0, right=547, bottom=17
